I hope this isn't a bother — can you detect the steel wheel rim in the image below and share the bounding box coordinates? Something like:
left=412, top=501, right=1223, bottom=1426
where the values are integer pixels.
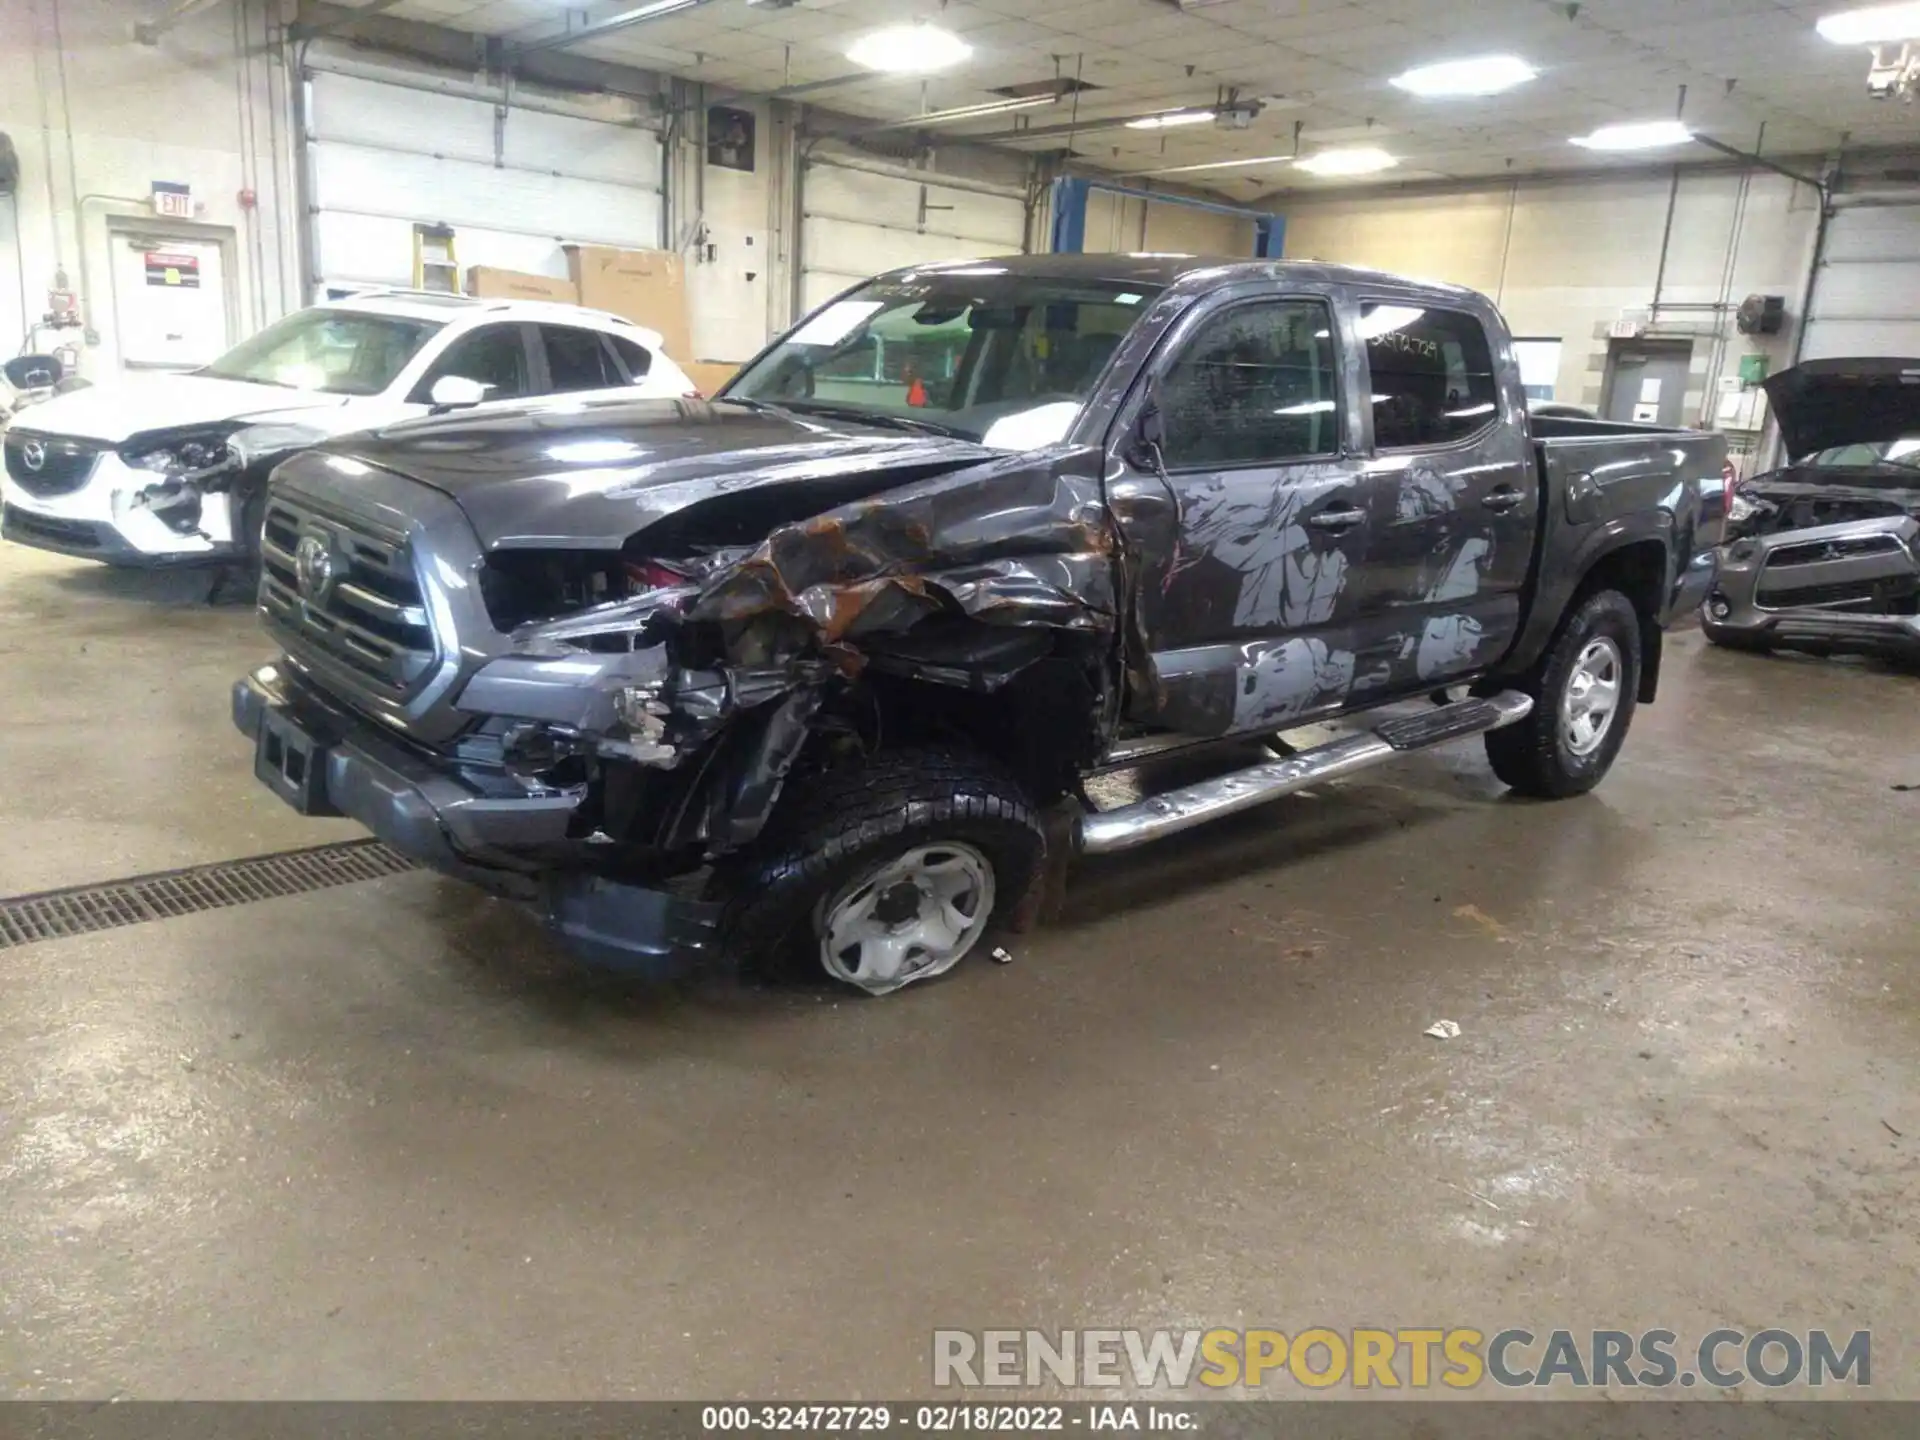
left=816, top=843, right=996, bottom=996
left=1561, top=636, right=1623, bottom=757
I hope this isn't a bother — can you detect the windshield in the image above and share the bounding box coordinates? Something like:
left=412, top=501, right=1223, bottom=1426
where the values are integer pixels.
left=727, top=271, right=1162, bottom=448
left=200, top=309, right=444, bottom=396
left=1807, top=437, right=1920, bottom=469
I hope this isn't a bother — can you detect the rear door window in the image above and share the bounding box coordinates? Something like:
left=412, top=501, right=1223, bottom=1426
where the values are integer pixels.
left=607, top=334, right=654, bottom=382
left=411, top=323, right=531, bottom=403
left=1362, top=304, right=1499, bottom=449
left=1157, top=299, right=1341, bottom=469
left=541, top=326, right=623, bottom=392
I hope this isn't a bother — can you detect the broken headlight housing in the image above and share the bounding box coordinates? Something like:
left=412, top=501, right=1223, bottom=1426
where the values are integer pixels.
left=1727, top=490, right=1760, bottom=524
left=122, top=425, right=242, bottom=480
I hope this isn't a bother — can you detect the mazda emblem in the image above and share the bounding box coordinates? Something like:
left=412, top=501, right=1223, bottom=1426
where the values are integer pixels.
left=21, top=440, right=46, bottom=472
left=293, top=532, right=339, bottom=605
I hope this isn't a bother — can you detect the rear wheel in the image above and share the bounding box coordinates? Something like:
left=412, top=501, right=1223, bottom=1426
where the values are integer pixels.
left=1485, top=589, right=1642, bottom=798
left=711, top=747, right=1045, bottom=995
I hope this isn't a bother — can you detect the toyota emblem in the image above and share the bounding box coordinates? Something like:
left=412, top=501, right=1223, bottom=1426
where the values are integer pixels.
left=293, top=531, right=339, bottom=605
left=21, top=440, right=46, bottom=472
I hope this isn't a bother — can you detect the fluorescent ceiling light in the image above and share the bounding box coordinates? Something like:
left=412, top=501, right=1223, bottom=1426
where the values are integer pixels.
left=1295, top=146, right=1398, bottom=176
left=1390, top=54, right=1537, bottom=97
left=846, top=24, right=971, bottom=75
left=1146, top=153, right=1295, bottom=175
left=1817, top=2, right=1920, bottom=43
left=903, top=94, right=1057, bottom=125
left=1570, top=119, right=1694, bottom=150
left=1125, top=109, right=1216, bottom=130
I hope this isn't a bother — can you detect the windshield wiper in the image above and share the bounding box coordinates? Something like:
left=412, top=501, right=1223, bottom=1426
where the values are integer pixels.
left=775, top=400, right=972, bottom=441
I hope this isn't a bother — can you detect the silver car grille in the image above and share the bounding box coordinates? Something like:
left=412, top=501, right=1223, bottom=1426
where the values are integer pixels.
left=260, top=491, right=436, bottom=700
left=4, top=431, right=103, bottom=496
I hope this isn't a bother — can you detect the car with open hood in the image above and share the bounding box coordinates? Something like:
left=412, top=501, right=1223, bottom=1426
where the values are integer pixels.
left=1, top=291, right=696, bottom=567
left=1704, top=357, right=1920, bottom=661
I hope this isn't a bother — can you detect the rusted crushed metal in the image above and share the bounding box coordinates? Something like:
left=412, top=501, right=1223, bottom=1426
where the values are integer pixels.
left=686, top=449, right=1119, bottom=645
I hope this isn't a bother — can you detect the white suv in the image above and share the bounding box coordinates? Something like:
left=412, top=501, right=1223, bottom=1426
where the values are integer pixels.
left=1, top=290, right=700, bottom=566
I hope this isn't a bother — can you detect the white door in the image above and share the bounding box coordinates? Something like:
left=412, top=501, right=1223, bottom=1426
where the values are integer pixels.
left=109, top=234, right=230, bottom=369
left=1801, top=200, right=1920, bottom=359
left=799, top=159, right=1028, bottom=313
left=303, top=68, right=664, bottom=294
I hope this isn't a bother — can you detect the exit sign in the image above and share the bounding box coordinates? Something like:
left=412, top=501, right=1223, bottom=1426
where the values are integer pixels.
left=151, top=181, right=193, bottom=218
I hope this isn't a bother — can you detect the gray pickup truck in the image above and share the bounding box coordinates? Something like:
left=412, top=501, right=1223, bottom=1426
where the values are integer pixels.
left=234, top=256, right=1724, bottom=995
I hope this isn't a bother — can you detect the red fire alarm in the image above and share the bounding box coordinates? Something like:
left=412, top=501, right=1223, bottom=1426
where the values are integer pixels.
left=237, top=188, right=257, bottom=210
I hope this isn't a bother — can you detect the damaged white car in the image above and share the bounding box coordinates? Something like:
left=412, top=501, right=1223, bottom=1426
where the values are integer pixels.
left=2, top=291, right=695, bottom=566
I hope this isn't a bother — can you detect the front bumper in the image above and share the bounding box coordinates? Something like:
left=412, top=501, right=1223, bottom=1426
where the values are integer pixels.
left=2, top=454, right=241, bottom=565
left=232, top=662, right=720, bottom=974
left=1704, top=515, right=1920, bottom=661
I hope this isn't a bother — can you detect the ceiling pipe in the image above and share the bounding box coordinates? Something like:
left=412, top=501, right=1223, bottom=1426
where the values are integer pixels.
left=1828, top=188, right=1920, bottom=209
left=943, top=108, right=1238, bottom=146
left=1689, top=134, right=1823, bottom=191
left=132, top=0, right=230, bottom=44
left=804, top=149, right=1028, bottom=202
left=287, top=0, right=411, bottom=43
left=508, top=0, right=716, bottom=58
left=855, top=95, right=1061, bottom=136
left=771, top=73, right=894, bottom=100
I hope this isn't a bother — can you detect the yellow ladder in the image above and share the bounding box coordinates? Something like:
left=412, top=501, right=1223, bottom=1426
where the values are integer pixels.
left=412, top=223, right=460, bottom=293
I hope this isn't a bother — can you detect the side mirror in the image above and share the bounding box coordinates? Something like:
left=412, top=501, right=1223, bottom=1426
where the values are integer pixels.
left=1123, top=377, right=1167, bottom=470
left=4, top=354, right=63, bottom=390
left=428, top=375, right=492, bottom=411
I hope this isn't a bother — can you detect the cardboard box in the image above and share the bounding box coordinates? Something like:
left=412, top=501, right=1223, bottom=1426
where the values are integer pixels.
left=565, top=244, right=692, bottom=362
left=682, top=361, right=738, bottom=397
left=465, top=266, right=578, bottom=304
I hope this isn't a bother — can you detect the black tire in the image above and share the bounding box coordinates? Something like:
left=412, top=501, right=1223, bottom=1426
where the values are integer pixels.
left=1485, top=588, right=1642, bottom=799
left=710, top=746, right=1046, bottom=995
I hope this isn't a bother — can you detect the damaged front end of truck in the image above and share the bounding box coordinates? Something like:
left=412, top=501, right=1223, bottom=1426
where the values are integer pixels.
left=235, top=422, right=1126, bottom=977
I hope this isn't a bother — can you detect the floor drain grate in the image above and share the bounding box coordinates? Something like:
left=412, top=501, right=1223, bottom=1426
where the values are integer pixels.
left=0, top=839, right=419, bottom=949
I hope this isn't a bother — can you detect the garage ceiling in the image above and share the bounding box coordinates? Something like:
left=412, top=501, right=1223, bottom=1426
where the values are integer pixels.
left=346, top=0, right=1916, bottom=194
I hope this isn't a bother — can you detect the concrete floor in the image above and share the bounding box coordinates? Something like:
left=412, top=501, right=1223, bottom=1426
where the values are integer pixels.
left=0, top=539, right=1915, bottom=1401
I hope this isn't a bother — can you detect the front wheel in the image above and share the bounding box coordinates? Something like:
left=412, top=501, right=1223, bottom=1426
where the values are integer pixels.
left=711, top=747, right=1045, bottom=995
left=1485, top=589, right=1642, bottom=798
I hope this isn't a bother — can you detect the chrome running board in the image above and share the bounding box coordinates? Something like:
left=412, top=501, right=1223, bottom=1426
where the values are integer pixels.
left=1077, top=690, right=1534, bottom=856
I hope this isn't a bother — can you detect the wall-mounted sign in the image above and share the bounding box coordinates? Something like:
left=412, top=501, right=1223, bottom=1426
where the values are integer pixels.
left=145, top=251, right=202, bottom=288
left=1608, top=317, right=1644, bottom=340
left=707, top=105, right=756, bottom=173
left=151, top=181, right=193, bottom=219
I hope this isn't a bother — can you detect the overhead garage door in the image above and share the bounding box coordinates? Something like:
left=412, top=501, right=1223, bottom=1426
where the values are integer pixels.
left=1801, top=199, right=1920, bottom=359
left=303, top=68, right=664, bottom=295
left=799, top=157, right=1028, bottom=313
left=1083, top=189, right=1252, bottom=256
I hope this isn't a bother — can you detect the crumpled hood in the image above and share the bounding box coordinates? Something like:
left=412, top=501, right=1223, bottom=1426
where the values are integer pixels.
left=1763, top=356, right=1920, bottom=460
left=15, top=372, right=350, bottom=443
left=330, top=395, right=998, bottom=549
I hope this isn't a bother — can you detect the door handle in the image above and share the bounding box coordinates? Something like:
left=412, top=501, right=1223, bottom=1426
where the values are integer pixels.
left=1482, top=486, right=1527, bottom=513
left=1306, top=504, right=1366, bottom=532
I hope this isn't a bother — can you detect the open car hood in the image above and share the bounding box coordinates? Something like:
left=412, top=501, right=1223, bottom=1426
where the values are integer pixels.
left=1763, top=356, right=1920, bottom=461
